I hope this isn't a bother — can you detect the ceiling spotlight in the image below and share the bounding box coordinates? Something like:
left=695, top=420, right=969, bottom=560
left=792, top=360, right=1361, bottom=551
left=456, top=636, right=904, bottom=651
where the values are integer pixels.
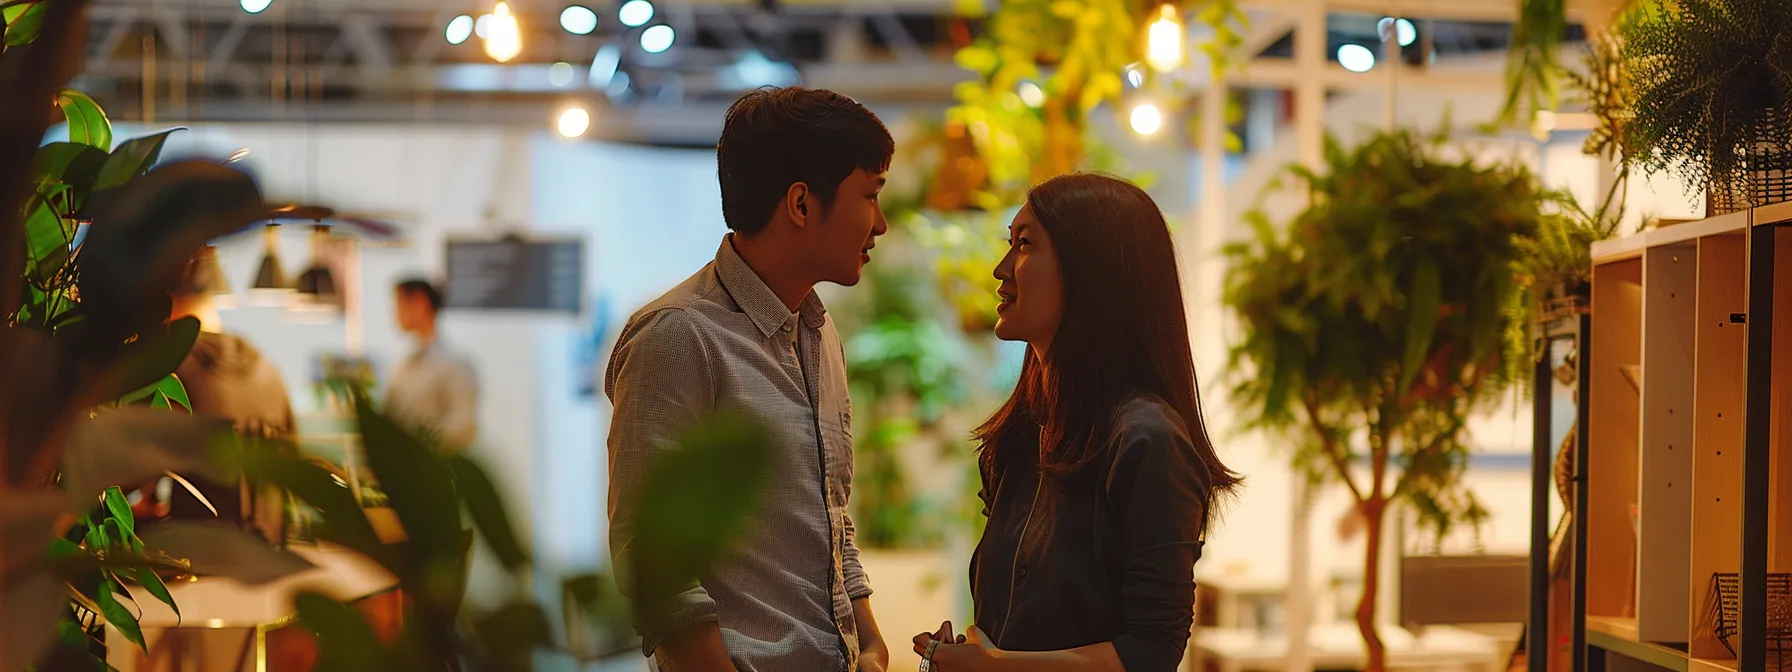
left=640, top=24, right=674, bottom=54
left=1338, top=43, right=1376, bottom=73
left=557, top=107, right=592, bottom=138
left=1129, top=103, right=1163, bottom=136
left=484, top=1, right=522, bottom=63
left=619, top=0, right=654, bottom=28
left=241, top=0, right=272, bottom=14
left=475, top=14, right=492, bottom=39
left=561, top=5, right=599, bottom=35
left=446, top=15, right=475, bottom=45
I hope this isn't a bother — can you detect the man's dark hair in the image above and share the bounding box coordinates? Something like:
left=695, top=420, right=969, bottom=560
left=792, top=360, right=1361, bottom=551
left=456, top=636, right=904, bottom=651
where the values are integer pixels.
left=716, top=87, right=894, bottom=236
left=396, top=279, right=443, bottom=312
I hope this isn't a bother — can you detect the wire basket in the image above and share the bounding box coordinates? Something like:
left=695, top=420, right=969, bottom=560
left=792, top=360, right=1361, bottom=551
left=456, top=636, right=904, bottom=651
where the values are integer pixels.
left=1709, top=572, right=1792, bottom=667
left=1707, top=123, right=1792, bottom=216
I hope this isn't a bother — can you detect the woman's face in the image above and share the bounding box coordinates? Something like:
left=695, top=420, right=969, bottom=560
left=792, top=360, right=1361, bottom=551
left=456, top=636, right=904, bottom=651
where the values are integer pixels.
left=993, top=204, right=1064, bottom=352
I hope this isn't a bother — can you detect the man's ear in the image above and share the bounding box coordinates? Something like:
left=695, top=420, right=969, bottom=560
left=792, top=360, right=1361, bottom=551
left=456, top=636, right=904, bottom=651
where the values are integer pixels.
left=785, top=182, right=812, bottom=228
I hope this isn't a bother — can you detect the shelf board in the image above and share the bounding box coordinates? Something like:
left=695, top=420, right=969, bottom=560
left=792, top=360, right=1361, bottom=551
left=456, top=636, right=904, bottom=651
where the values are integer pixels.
left=1587, top=616, right=1693, bottom=671
left=1590, top=200, right=1792, bottom=265
left=1689, top=658, right=1740, bottom=672
left=1588, top=615, right=1640, bottom=641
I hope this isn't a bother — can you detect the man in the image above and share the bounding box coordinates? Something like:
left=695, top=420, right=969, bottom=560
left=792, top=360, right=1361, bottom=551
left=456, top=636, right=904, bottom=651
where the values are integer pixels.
left=387, top=278, right=479, bottom=452
left=606, top=87, right=894, bottom=672
left=164, top=246, right=295, bottom=542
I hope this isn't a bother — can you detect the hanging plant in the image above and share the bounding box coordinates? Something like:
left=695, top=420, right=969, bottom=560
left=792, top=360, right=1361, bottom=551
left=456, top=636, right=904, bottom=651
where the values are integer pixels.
left=1621, top=0, right=1792, bottom=214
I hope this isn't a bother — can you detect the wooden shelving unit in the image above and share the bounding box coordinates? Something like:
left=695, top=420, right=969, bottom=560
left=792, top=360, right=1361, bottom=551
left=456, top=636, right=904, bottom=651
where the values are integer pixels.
left=1529, top=202, right=1792, bottom=672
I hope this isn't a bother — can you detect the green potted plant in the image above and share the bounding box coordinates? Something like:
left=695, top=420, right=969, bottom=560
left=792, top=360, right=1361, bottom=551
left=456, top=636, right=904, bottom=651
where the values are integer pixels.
left=1224, top=127, right=1548, bottom=671
left=1621, top=0, right=1792, bottom=215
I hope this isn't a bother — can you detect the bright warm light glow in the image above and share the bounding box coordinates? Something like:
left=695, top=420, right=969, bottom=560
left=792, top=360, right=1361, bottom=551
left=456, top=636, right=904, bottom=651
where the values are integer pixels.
left=1338, top=43, right=1375, bottom=73
left=619, top=0, right=655, bottom=28
left=641, top=24, right=675, bottom=53
left=549, top=61, right=576, bottom=87
left=446, top=15, right=475, bottom=44
left=484, top=2, right=522, bottom=63
left=557, top=107, right=592, bottom=138
left=1533, top=110, right=1559, bottom=133
left=1144, top=4, right=1185, bottom=73
left=560, top=5, right=598, bottom=35
left=240, top=0, right=272, bottom=14
left=1018, top=81, right=1045, bottom=108
left=1129, top=103, right=1163, bottom=136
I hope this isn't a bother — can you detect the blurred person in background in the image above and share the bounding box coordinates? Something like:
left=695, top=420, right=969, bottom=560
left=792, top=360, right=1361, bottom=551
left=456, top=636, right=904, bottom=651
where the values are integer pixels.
left=912, top=174, right=1242, bottom=672
left=159, top=245, right=295, bottom=544
left=606, top=86, right=894, bottom=672
left=387, top=278, right=480, bottom=452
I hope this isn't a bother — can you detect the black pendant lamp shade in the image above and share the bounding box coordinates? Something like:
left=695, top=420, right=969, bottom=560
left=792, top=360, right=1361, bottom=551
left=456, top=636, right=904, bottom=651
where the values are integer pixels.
left=249, top=224, right=291, bottom=303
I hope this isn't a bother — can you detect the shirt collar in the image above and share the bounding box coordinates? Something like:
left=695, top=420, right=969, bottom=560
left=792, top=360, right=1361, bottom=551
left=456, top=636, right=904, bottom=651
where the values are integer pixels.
left=715, top=234, right=826, bottom=339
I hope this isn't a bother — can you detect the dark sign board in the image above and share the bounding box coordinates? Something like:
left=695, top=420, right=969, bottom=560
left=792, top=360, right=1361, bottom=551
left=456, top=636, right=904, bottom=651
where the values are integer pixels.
left=445, top=237, right=583, bottom=313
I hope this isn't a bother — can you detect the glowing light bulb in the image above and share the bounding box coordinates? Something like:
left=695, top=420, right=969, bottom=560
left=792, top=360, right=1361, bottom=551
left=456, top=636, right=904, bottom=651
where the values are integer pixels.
left=1144, top=4, right=1185, bottom=74
left=241, top=0, right=272, bottom=14
left=1130, top=103, right=1163, bottom=136
left=557, top=107, right=591, bottom=138
left=483, top=2, right=522, bottom=63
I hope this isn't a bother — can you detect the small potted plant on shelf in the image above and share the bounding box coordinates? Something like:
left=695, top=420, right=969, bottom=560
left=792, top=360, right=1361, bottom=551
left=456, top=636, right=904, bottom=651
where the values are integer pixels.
left=1620, top=0, right=1792, bottom=215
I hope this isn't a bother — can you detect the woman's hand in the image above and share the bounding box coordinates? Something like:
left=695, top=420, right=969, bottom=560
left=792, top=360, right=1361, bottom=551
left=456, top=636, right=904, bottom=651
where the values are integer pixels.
left=913, top=624, right=999, bottom=671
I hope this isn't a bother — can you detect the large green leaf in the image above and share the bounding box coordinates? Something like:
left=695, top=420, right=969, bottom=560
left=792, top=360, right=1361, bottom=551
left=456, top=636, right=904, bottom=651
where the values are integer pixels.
left=353, top=398, right=463, bottom=569
left=156, top=374, right=190, bottom=412
left=30, top=142, right=109, bottom=196
left=631, top=412, right=775, bottom=615
left=102, top=487, right=134, bottom=537
left=447, top=455, right=528, bottom=571
left=56, top=90, right=112, bottom=151
left=293, top=592, right=390, bottom=672
left=134, top=565, right=179, bottom=623
left=2, top=0, right=45, bottom=47
left=140, top=522, right=315, bottom=586
left=93, top=129, right=185, bottom=192
left=473, top=602, right=552, bottom=668
left=96, top=576, right=145, bottom=654
left=239, top=449, right=391, bottom=570
left=21, top=184, right=72, bottom=281
left=90, top=316, right=201, bottom=402
left=1397, top=259, right=1442, bottom=397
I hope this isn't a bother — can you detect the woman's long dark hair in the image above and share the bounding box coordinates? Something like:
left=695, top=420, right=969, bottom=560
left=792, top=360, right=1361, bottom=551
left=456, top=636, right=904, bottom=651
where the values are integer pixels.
left=975, top=173, right=1241, bottom=525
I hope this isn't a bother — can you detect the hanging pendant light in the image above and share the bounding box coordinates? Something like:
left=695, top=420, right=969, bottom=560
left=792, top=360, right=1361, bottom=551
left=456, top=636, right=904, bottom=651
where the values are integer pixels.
left=192, top=244, right=236, bottom=309
left=248, top=224, right=291, bottom=306
left=290, top=224, right=342, bottom=313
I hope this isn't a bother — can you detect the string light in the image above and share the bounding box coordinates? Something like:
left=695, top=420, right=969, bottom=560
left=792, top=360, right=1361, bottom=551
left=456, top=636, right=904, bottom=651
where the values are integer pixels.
left=1130, top=103, right=1164, bottom=136
left=1145, top=4, right=1185, bottom=73
left=483, top=2, right=522, bottom=63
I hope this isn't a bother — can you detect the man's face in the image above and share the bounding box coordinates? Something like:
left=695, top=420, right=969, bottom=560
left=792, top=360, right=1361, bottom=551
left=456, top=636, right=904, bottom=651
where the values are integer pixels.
left=394, top=289, right=428, bottom=333
left=807, top=167, right=889, bottom=287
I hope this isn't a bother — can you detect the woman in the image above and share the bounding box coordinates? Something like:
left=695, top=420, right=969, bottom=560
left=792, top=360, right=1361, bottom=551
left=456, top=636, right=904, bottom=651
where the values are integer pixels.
left=914, top=173, right=1241, bottom=671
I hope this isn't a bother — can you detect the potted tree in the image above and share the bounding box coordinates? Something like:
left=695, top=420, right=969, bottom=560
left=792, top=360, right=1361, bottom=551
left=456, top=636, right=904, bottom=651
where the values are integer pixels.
left=1224, top=128, right=1549, bottom=671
